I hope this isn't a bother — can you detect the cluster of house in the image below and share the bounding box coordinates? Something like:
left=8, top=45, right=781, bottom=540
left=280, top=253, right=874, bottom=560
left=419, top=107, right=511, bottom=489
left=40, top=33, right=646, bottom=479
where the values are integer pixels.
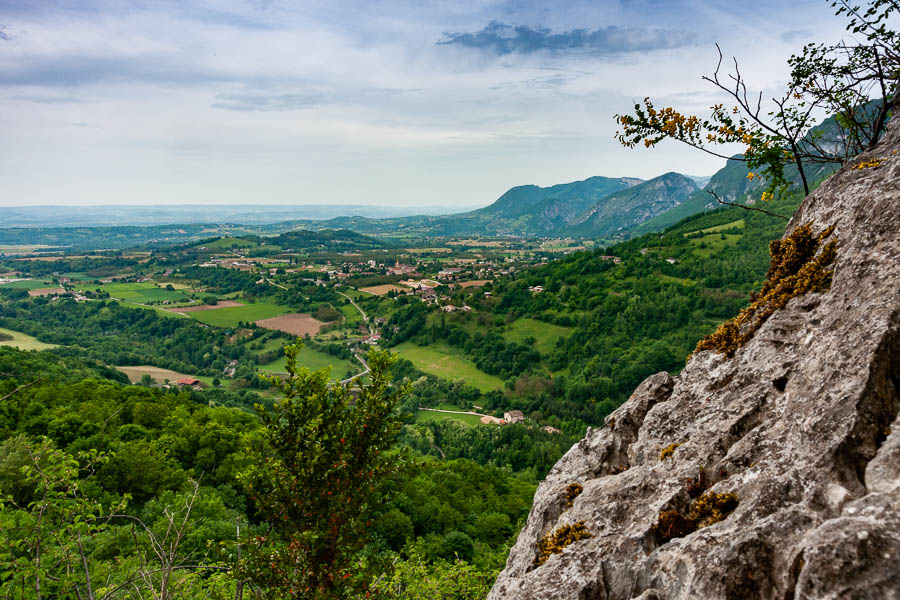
left=440, top=304, right=472, bottom=313
left=474, top=409, right=561, bottom=434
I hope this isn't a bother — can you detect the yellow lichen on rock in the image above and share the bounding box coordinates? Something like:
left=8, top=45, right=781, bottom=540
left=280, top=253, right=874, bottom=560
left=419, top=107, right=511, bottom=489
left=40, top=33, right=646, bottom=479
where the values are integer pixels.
left=563, top=482, right=584, bottom=508
left=659, top=443, right=681, bottom=461
left=533, top=522, right=593, bottom=567
left=654, top=491, right=740, bottom=544
left=694, top=223, right=837, bottom=358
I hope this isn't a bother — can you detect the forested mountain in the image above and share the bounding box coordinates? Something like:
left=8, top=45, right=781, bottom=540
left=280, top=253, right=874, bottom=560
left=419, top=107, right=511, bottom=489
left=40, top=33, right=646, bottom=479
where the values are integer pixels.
left=451, top=176, right=643, bottom=235
left=565, top=172, right=698, bottom=237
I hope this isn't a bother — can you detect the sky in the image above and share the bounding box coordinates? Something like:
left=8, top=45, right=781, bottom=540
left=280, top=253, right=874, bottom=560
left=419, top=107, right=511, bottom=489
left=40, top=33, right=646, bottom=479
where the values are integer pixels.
left=0, top=0, right=850, bottom=209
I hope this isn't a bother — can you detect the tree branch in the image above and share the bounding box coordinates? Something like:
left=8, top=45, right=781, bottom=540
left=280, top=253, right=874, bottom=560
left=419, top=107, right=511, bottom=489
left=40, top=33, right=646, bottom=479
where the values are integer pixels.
left=1, top=378, right=41, bottom=402
left=706, top=190, right=790, bottom=220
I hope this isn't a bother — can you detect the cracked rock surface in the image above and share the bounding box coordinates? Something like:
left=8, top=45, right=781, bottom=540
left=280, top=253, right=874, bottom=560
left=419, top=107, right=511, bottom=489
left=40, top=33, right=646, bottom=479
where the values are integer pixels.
left=488, top=122, right=900, bottom=600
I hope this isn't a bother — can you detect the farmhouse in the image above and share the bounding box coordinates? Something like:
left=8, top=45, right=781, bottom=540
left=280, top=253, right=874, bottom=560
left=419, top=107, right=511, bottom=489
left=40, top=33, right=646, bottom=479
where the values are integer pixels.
left=503, top=410, right=525, bottom=424
left=175, top=377, right=203, bottom=389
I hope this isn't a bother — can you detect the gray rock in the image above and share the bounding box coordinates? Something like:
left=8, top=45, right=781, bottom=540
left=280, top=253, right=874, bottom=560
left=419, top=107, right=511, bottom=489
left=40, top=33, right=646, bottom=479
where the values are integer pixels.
left=488, top=122, right=900, bottom=600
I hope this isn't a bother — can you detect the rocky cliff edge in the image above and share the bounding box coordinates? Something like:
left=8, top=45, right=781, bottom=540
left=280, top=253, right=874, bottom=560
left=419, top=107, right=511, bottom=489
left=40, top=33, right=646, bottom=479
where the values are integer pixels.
left=488, top=122, right=900, bottom=599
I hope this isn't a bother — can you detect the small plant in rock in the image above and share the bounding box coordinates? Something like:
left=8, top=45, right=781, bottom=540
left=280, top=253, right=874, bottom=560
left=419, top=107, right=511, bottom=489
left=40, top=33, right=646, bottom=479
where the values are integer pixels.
left=660, top=443, right=681, bottom=461
left=654, top=490, right=740, bottom=544
left=533, top=522, right=593, bottom=567
left=563, top=483, right=583, bottom=508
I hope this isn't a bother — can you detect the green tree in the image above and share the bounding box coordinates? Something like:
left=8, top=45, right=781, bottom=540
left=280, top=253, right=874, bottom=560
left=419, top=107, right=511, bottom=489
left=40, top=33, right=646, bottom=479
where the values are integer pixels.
left=368, top=551, right=496, bottom=600
left=615, top=0, right=897, bottom=201
left=239, top=341, right=409, bottom=599
left=0, top=437, right=127, bottom=599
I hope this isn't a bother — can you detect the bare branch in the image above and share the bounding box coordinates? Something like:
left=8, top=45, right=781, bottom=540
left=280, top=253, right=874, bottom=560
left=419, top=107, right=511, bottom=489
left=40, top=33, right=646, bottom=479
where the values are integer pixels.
left=0, top=378, right=41, bottom=402
left=706, top=190, right=790, bottom=220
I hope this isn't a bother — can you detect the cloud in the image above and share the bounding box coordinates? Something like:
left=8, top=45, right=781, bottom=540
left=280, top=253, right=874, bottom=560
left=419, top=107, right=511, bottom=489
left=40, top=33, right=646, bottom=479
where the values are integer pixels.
left=0, top=25, right=11, bottom=41
left=489, top=73, right=575, bottom=91
left=211, top=91, right=327, bottom=111
left=779, top=29, right=812, bottom=43
left=437, top=21, right=698, bottom=56
left=13, top=94, right=81, bottom=104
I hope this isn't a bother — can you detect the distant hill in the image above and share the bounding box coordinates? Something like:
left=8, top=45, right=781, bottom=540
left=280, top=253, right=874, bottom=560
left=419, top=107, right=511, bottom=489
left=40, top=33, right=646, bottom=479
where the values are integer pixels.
left=461, top=176, right=643, bottom=235
left=0, top=204, right=457, bottom=228
left=565, top=173, right=699, bottom=238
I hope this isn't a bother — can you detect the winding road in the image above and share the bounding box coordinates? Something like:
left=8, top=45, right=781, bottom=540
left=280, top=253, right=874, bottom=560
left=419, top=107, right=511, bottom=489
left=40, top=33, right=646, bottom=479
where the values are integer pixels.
left=337, top=289, right=372, bottom=385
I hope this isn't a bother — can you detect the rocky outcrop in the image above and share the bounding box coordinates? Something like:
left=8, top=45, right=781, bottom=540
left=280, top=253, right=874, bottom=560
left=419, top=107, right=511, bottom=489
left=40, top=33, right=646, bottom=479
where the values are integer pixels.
left=489, top=123, right=900, bottom=599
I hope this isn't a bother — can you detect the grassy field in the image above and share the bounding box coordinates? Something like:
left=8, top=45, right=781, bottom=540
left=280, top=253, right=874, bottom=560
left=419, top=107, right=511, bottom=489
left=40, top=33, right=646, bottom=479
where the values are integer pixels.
left=392, top=342, right=504, bottom=392
left=0, top=279, right=56, bottom=290
left=76, top=282, right=189, bottom=303
left=503, top=318, right=573, bottom=355
left=696, top=219, right=746, bottom=234
left=118, top=301, right=190, bottom=319
left=415, top=409, right=485, bottom=426
left=339, top=303, right=363, bottom=325
left=188, top=302, right=290, bottom=327
left=258, top=345, right=359, bottom=379
left=426, top=311, right=485, bottom=335
left=0, top=327, right=58, bottom=351
left=688, top=233, right=743, bottom=258
left=656, top=273, right=695, bottom=286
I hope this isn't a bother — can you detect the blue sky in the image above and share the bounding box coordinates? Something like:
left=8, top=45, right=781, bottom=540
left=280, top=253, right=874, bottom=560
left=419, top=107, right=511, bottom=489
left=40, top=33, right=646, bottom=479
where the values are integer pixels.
left=0, top=0, right=848, bottom=208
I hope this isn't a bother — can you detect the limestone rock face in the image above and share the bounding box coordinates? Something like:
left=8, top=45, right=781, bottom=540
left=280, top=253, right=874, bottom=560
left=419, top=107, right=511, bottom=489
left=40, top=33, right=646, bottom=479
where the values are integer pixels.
left=489, top=123, right=900, bottom=599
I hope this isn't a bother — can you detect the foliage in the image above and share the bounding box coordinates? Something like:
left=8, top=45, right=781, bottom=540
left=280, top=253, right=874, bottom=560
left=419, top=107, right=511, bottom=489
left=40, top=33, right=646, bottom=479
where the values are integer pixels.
left=615, top=0, right=897, bottom=200
left=0, top=438, right=123, bottom=599
left=368, top=552, right=497, bottom=600
left=239, top=341, right=410, bottom=599
left=176, top=265, right=272, bottom=295
left=0, top=437, right=233, bottom=600
left=399, top=419, right=573, bottom=478
left=0, top=298, right=252, bottom=376
left=788, top=1, right=898, bottom=156
left=370, top=456, right=534, bottom=559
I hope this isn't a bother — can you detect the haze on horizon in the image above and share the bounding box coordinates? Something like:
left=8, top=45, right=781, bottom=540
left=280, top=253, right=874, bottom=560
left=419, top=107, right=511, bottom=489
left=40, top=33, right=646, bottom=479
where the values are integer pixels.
left=0, top=0, right=847, bottom=209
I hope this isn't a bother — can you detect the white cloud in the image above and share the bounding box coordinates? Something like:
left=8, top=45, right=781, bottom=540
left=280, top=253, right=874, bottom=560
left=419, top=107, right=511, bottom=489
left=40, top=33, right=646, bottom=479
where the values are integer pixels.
left=0, top=0, right=849, bottom=208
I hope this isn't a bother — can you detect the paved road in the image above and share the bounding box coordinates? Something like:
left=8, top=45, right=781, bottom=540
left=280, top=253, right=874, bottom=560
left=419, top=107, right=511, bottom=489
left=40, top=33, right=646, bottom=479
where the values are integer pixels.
left=336, top=290, right=368, bottom=324
left=340, top=354, right=370, bottom=385
left=417, top=407, right=492, bottom=418
left=335, top=290, right=373, bottom=385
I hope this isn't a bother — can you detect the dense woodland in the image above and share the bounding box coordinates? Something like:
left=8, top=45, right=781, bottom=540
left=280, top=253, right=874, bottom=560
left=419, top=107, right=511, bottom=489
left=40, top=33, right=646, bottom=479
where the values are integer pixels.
left=0, top=346, right=535, bottom=598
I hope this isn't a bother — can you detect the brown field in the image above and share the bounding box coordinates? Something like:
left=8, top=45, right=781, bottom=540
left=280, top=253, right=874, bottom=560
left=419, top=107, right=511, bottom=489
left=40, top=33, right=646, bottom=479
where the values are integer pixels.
left=172, top=300, right=244, bottom=312
left=28, top=287, right=66, bottom=296
left=256, top=313, right=325, bottom=336
left=359, top=284, right=410, bottom=296
left=13, top=255, right=90, bottom=261
left=447, top=240, right=508, bottom=247
left=118, top=366, right=194, bottom=384
left=458, top=280, right=491, bottom=288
